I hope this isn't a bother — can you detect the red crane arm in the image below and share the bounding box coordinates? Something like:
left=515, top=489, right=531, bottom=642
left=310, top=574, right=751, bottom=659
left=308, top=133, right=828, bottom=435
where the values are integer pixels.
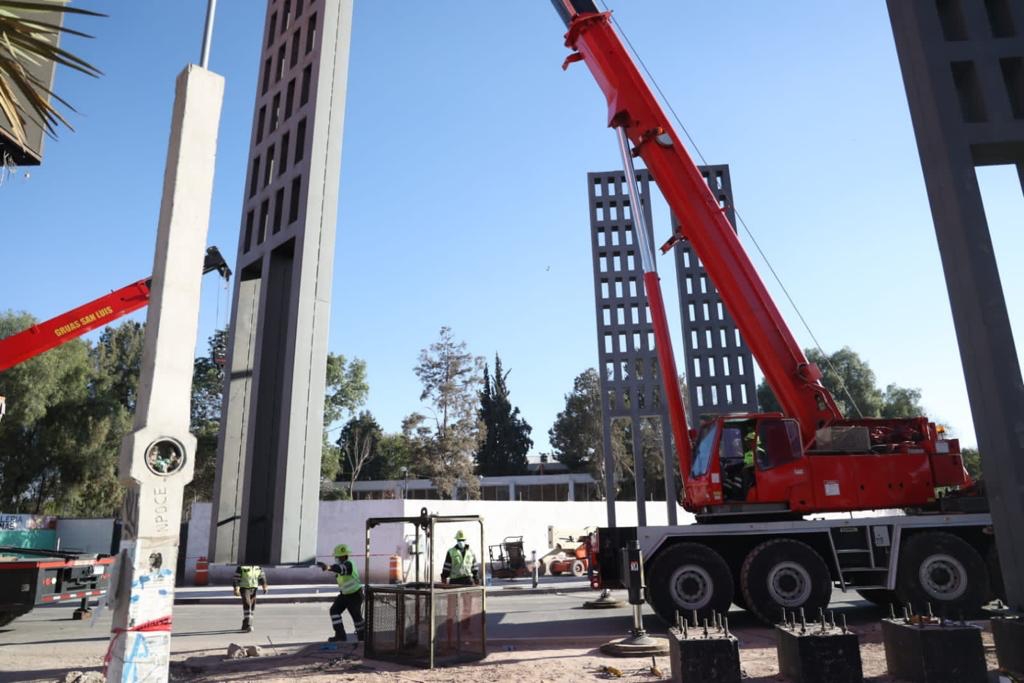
left=554, top=1, right=842, bottom=449
left=0, top=280, right=152, bottom=373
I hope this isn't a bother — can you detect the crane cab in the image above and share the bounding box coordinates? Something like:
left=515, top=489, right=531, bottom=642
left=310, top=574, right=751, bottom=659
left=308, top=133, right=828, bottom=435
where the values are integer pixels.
left=684, top=414, right=973, bottom=516
left=685, top=414, right=811, bottom=514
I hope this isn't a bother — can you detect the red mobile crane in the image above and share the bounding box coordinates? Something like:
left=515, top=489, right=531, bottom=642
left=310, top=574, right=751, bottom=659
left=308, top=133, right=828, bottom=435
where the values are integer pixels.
left=0, top=247, right=231, bottom=375
left=553, top=0, right=995, bottom=624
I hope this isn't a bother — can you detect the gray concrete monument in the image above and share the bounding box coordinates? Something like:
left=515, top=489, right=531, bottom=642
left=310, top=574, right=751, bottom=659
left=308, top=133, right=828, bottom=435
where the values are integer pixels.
left=210, top=0, right=353, bottom=565
left=887, top=0, right=1024, bottom=608
left=671, top=165, right=757, bottom=420
left=588, top=169, right=676, bottom=527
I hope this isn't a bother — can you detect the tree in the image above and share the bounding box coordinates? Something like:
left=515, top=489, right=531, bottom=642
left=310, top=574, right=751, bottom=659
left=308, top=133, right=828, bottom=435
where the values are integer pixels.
left=337, top=411, right=383, bottom=497
left=0, top=2, right=102, bottom=156
left=961, top=447, right=982, bottom=480
left=880, top=383, right=925, bottom=419
left=549, top=368, right=604, bottom=475
left=91, top=321, right=145, bottom=412
left=0, top=312, right=138, bottom=516
left=758, top=347, right=887, bottom=418
left=321, top=353, right=368, bottom=483
left=371, top=432, right=413, bottom=482
left=186, top=329, right=227, bottom=503
left=475, top=354, right=532, bottom=476
left=609, top=417, right=668, bottom=502
left=403, top=327, right=483, bottom=499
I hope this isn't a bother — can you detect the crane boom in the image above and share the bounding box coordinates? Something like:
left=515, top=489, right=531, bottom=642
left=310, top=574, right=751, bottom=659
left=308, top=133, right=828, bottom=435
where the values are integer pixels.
left=0, top=246, right=231, bottom=373
left=554, top=1, right=841, bottom=451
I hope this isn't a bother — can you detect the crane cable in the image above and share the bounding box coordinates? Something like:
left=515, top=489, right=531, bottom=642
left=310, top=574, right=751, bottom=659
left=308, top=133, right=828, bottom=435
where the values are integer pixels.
left=596, top=1, right=865, bottom=418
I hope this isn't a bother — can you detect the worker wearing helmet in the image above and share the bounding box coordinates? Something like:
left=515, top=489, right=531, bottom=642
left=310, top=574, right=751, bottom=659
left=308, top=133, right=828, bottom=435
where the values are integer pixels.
left=232, top=564, right=268, bottom=633
left=740, top=429, right=764, bottom=497
left=441, top=530, right=479, bottom=585
left=316, top=543, right=365, bottom=643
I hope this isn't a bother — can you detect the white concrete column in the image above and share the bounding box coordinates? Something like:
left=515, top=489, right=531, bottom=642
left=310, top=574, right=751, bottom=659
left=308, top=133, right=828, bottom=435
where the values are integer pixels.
left=105, top=65, right=224, bottom=683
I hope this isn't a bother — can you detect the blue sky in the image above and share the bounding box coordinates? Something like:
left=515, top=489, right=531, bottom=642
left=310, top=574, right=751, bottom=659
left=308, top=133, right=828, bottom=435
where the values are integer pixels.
left=3, top=2, right=1022, bottom=453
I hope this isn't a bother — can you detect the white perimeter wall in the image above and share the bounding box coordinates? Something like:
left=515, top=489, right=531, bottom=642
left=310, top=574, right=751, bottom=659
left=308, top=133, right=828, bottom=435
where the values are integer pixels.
left=185, top=500, right=696, bottom=584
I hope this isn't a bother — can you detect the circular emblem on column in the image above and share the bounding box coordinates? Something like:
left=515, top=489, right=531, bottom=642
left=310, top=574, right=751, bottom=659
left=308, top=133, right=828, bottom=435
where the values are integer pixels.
left=144, top=438, right=186, bottom=476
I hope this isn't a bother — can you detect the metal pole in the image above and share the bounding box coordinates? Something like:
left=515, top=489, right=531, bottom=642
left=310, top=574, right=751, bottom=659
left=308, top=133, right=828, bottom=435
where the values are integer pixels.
left=614, top=126, right=694, bottom=518
left=615, top=128, right=655, bottom=271
left=199, top=0, right=218, bottom=69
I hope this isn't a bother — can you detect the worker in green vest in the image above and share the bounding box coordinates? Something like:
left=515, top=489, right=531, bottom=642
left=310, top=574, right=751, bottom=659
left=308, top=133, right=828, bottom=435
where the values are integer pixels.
left=441, top=530, right=479, bottom=585
left=740, top=429, right=764, bottom=498
left=232, top=564, right=268, bottom=633
left=316, top=543, right=365, bottom=643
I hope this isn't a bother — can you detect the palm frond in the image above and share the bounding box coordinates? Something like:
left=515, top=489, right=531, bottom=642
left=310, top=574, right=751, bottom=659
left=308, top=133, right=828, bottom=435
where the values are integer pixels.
left=0, top=0, right=103, bottom=151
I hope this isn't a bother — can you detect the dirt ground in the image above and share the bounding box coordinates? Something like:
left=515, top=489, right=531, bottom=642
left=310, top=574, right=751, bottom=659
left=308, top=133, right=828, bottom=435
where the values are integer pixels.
left=140, top=623, right=1004, bottom=682
left=38, top=622, right=1004, bottom=682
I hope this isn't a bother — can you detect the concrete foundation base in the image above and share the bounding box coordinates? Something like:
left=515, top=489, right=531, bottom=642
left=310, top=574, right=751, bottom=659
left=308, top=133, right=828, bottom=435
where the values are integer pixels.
left=600, top=632, right=669, bottom=657
left=776, top=622, right=862, bottom=683
left=881, top=617, right=986, bottom=683
left=991, top=615, right=1024, bottom=680
left=583, top=590, right=626, bottom=609
left=71, top=608, right=92, bottom=621
left=667, top=624, right=741, bottom=683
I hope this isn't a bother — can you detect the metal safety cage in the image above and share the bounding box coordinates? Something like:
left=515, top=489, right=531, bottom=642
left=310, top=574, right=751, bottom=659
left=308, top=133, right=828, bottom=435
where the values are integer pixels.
left=363, top=508, right=486, bottom=668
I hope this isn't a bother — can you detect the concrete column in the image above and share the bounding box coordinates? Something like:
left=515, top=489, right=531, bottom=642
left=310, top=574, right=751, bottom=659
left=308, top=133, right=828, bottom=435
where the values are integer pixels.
left=661, top=418, right=677, bottom=525
left=209, top=273, right=260, bottom=562
left=568, top=479, right=575, bottom=502
left=106, top=65, right=224, bottom=682
left=211, top=0, right=354, bottom=565
left=602, top=424, right=616, bottom=527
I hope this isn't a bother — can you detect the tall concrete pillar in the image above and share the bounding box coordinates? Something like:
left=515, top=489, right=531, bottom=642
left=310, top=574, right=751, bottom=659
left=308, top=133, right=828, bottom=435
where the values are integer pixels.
left=887, top=0, right=1024, bottom=608
left=211, top=0, right=353, bottom=564
left=106, top=65, right=224, bottom=682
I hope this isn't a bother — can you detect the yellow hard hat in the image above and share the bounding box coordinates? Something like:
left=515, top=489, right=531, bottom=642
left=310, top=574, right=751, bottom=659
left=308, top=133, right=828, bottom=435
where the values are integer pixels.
left=455, top=530, right=466, bottom=541
left=333, top=543, right=351, bottom=557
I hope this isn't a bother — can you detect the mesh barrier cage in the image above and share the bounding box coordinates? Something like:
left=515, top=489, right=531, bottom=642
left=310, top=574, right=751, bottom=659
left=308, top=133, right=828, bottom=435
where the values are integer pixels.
left=366, top=583, right=486, bottom=666
left=364, top=510, right=487, bottom=668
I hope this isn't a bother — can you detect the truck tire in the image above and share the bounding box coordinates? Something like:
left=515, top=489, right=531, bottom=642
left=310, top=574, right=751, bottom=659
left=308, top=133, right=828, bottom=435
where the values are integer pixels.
left=895, top=531, right=989, bottom=617
left=0, top=609, right=27, bottom=628
left=740, top=538, right=832, bottom=625
left=857, top=588, right=899, bottom=608
left=648, top=543, right=734, bottom=624
left=571, top=560, right=586, bottom=577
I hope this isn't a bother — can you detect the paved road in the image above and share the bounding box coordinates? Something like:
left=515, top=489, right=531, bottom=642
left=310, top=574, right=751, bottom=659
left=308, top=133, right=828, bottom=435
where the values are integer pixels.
left=0, top=588, right=881, bottom=682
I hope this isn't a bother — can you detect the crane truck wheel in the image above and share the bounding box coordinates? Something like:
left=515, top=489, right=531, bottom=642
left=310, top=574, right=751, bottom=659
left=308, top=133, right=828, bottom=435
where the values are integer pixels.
left=740, top=538, right=832, bottom=625
left=895, top=532, right=989, bottom=617
left=571, top=560, right=586, bottom=577
left=647, top=543, right=734, bottom=624
left=0, top=609, right=27, bottom=628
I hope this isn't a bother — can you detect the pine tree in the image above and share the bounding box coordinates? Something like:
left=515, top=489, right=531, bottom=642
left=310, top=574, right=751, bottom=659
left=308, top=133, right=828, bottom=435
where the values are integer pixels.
left=475, top=354, right=532, bottom=476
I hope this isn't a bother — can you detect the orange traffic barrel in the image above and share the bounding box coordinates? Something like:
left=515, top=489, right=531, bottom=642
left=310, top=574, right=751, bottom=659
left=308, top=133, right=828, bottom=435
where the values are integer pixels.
left=194, top=556, right=209, bottom=586
left=389, top=554, right=402, bottom=584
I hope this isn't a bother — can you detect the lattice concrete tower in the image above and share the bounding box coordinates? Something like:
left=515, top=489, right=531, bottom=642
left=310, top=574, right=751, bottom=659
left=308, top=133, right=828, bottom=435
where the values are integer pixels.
left=887, top=0, right=1024, bottom=608
left=211, top=0, right=353, bottom=564
left=671, top=165, right=757, bottom=421
left=588, top=169, right=677, bottom=527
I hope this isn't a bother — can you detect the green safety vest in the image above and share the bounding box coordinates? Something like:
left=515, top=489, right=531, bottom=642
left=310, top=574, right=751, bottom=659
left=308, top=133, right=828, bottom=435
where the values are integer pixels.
left=743, top=447, right=755, bottom=467
left=336, top=560, right=362, bottom=595
left=448, top=546, right=475, bottom=580
left=238, top=565, right=263, bottom=589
